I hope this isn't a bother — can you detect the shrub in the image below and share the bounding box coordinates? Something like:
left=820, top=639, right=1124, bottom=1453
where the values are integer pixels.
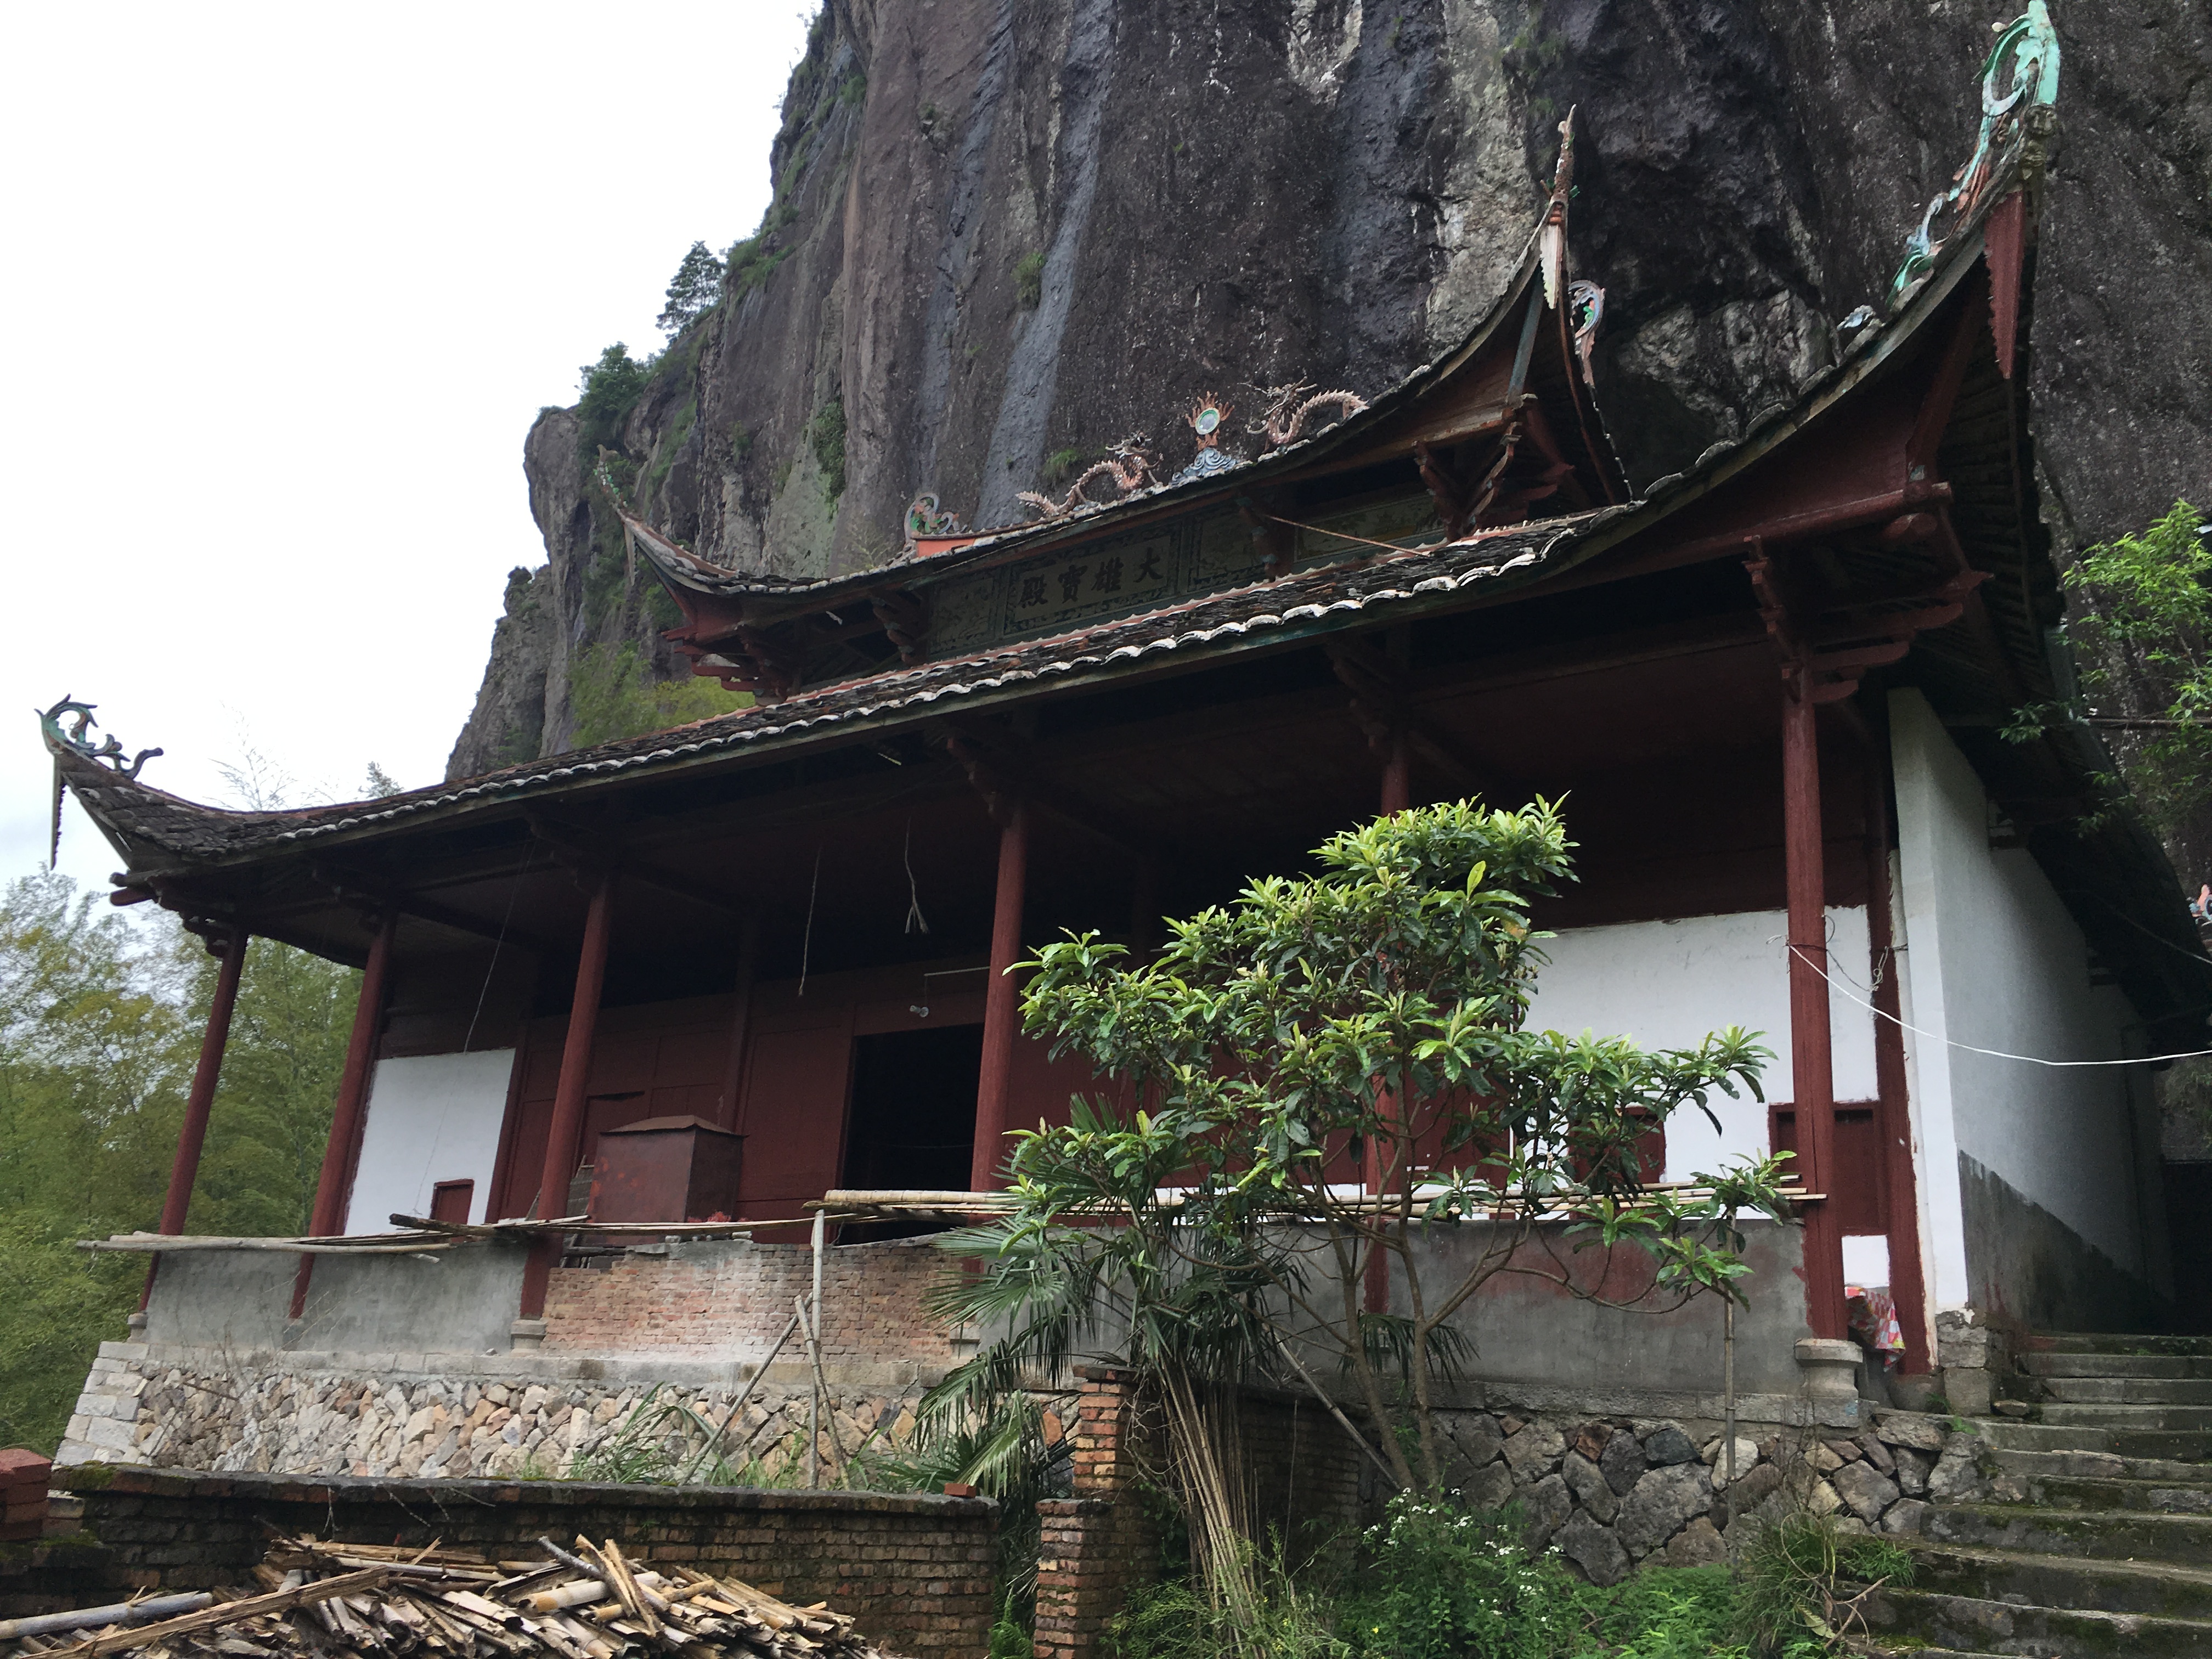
left=1338, top=1493, right=1578, bottom=1659
left=808, top=398, right=847, bottom=503
left=1571, top=1566, right=1743, bottom=1657
left=1732, top=1508, right=1914, bottom=1656
left=1110, top=1542, right=1346, bottom=1659
left=568, top=644, right=750, bottom=749
left=577, top=343, right=655, bottom=454
left=1014, top=250, right=1045, bottom=309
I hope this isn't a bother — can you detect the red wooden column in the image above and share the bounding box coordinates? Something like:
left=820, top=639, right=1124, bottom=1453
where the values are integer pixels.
left=716, top=913, right=763, bottom=1131
left=972, top=802, right=1031, bottom=1192
left=519, top=870, right=617, bottom=1320
left=142, top=928, right=250, bottom=1311
left=292, top=908, right=397, bottom=1318
left=1865, top=759, right=1932, bottom=1372
left=159, top=930, right=249, bottom=1235
left=1782, top=682, right=1848, bottom=1341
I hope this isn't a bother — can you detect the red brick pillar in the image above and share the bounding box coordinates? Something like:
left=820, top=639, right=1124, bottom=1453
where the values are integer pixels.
left=1033, top=1367, right=1156, bottom=1659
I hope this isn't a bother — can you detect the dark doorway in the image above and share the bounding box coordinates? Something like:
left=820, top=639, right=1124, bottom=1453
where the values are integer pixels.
left=841, top=1024, right=984, bottom=1240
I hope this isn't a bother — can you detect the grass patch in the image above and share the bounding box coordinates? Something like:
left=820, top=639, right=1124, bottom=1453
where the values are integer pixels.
left=808, top=398, right=847, bottom=503
left=1014, top=250, right=1045, bottom=309
left=568, top=644, right=751, bottom=749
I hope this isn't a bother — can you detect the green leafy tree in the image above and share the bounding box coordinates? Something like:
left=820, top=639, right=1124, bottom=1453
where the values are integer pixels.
left=932, top=800, right=1787, bottom=1514
left=176, top=930, right=356, bottom=1239
left=657, top=240, right=726, bottom=337
left=0, top=871, right=360, bottom=1449
left=0, top=873, right=190, bottom=1447
left=2005, top=500, right=2212, bottom=837
left=577, top=343, right=656, bottom=454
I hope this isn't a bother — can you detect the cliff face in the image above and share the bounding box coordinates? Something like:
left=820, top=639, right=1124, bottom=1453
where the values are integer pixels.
left=448, top=0, right=2212, bottom=779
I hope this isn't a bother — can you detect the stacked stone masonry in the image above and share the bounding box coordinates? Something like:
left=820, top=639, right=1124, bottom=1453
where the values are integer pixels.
left=46, top=1467, right=993, bottom=1657
left=63, top=1344, right=928, bottom=1483
left=1428, top=1405, right=1967, bottom=1588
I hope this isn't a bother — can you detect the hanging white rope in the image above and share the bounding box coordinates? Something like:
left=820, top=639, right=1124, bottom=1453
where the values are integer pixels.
left=1787, top=943, right=2212, bottom=1069
left=902, top=818, right=929, bottom=935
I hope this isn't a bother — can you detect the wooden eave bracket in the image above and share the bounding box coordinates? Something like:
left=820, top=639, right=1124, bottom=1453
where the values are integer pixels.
left=868, top=589, right=928, bottom=661
left=1322, top=637, right=1535, bottom=802
left=1750, top=543, right=1992, bottom=706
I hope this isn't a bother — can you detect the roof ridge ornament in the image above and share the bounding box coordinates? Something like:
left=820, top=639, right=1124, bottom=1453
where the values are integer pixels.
left=904, top=493, right=963, bottom=551
left=1540, top=105, right=1578, bottom=313
left=38, top=695, right=162, bottom=868
left=1568, top=280, right=1605, bottom=386
left=1252, top=382, right=1369, bottom=448
left=1888, top=3, right=2061, bottom=310
left=1019, top=435, right=1160, bottom=520
left=1168, top=395, right=1248, bottom=487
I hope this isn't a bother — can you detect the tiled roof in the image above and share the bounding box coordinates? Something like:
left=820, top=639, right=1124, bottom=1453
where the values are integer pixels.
left=59, top=516, right=1596, bottom=868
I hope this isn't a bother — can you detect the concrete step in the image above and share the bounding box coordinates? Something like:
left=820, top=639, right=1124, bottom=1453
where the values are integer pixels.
left=1990, top=1445, right=2212, bottom=1483
left=1977, top=1418, right=2212, bottom=1460
left=2035, top=1401, right=2212, bottom=1431
left=2030, top=1475, right=2212, bottom=1514
left=1924, top=1501, right=2212, bottom=1564
left=1899, top=1540, right=2212, bottom=1618
left=2024, top=1351, right=2212, bottom=1379
left=2041, top=1375, right=2212, bottom=1405
left=1867, top=1586, right=2212, bottom=1658
left=2027, top=1332, right=2212, bottom=1357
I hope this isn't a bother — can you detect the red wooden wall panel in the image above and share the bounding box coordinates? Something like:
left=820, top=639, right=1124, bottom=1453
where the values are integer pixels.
left=736, top=1015, right=854, bottom=1221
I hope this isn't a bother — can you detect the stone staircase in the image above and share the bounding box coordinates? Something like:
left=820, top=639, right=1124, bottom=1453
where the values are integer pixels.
left=1869, top=1333, right=2212, bottom=1656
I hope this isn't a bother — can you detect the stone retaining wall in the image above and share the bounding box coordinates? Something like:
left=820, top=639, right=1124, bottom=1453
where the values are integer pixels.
left=60, top=1343, right=932, bottom=1482
left=1430, top=1402, right=1969, bottom=1586
left=47, top=1467, right=994, bottom=1658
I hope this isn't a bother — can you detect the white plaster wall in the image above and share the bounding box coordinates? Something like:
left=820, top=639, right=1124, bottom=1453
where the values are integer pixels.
left=1889, top=690, right=2145, bottom=1306
left=1527, top=907, right=1877, bottom=1181
left=346, top=1051, right=516, bottom=1232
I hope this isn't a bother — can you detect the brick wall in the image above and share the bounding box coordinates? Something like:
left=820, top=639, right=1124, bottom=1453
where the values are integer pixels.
left=544, top=1238, right=955, bottom=1368
left=1031, top=1369, right=1368, bottom=1659
left=1033, top=1369, right=1156, bottom=1659
left=54, top=1467, right=995, bottom=1658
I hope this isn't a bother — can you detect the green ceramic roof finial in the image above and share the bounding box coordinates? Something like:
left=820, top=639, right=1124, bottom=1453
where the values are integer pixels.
left=1888, top=2, right=2062, bottom=309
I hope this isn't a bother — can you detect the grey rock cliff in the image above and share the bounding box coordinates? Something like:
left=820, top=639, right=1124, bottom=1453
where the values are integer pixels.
left=449, top=0, right=2212, bottom=780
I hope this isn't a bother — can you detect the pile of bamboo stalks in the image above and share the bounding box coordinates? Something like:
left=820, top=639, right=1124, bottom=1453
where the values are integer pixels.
left=0, top=1537, right=902, bottom=1659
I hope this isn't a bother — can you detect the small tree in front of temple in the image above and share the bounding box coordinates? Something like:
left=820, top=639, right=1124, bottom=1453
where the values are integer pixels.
left=929, top=799, right=1792, bottom=1523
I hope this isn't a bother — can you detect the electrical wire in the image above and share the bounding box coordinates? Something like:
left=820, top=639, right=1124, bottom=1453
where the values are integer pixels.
left=797, top=847, right=822, bottom=998
left=1787, top=943, right=2212, bottom=1068
left=461, top=842, right=533, bottom=1054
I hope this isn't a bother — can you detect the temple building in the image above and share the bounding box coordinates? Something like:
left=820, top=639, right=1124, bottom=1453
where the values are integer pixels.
left=44, top=22, right=2192, bottom=1480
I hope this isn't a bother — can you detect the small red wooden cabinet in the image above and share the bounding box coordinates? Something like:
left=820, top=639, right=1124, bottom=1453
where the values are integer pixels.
left=586, top=1115, right=744, bottom=1225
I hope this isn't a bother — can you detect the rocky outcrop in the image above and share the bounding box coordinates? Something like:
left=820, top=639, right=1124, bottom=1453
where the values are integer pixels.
left=444, top=565, right=554, bottom=781
left=450, top=0, right=2212, bottom=777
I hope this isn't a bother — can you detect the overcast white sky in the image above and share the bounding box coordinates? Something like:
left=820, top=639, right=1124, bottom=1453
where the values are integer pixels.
left=1, top=2, right=816, bottom=896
